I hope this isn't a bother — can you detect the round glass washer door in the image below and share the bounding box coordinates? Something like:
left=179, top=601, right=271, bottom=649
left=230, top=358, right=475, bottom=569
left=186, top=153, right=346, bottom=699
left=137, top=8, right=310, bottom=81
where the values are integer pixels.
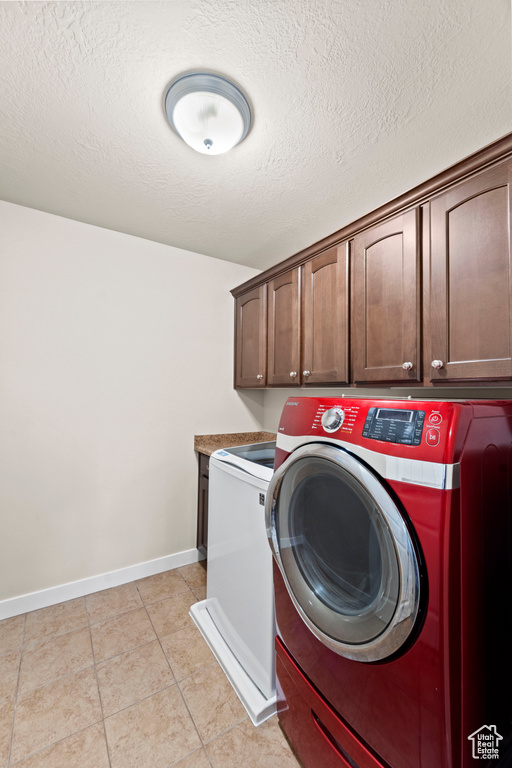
left=266, top=444, right=422, bottom=662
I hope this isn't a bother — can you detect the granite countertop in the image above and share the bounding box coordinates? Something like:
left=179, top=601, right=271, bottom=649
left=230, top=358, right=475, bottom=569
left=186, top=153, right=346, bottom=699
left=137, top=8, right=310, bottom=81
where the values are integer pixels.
left=194, top=431, right=277, bottom=457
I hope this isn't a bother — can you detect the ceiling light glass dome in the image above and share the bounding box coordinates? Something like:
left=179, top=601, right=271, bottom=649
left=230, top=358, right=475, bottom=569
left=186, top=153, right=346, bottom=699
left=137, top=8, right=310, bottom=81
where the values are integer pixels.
left=164, top=72, right=251, bottom=155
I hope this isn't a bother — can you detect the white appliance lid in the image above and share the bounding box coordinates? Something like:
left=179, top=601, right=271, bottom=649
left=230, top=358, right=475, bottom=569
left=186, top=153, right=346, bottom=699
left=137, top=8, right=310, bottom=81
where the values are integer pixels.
left=211, top=441, right=275, bottom=482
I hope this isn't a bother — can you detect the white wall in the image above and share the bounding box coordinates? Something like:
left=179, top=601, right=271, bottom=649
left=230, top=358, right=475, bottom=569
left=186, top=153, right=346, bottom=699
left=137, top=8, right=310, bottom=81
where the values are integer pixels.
left=0, top=202, right=263, bottom=603
left=6, top=201, right=512, bottom=609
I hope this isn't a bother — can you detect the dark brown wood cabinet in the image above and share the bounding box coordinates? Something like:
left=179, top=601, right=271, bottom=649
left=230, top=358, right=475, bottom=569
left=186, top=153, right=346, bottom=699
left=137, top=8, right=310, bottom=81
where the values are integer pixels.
left=234, top=285, right=267, bottom=388
left=352, top=209, right=421, bottom=383
left=428, top=161, right=512, bottom=382
left=267, top=268, right=301, bottom=386
left=232, top=135, right=512, bottom=389
left=196, top=453, right=209, bottom=558
left=302, top=244, right=350, bottom=385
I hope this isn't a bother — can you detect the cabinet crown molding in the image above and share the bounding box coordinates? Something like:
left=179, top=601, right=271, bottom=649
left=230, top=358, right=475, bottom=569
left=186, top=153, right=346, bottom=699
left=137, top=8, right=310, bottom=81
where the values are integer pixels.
left=231, top=131, right=512, bottom=298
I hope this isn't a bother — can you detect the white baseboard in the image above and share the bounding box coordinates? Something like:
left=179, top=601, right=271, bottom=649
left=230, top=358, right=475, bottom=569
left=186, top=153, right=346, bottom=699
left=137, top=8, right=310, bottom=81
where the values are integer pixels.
left=0, top=548, right=205, bottom=621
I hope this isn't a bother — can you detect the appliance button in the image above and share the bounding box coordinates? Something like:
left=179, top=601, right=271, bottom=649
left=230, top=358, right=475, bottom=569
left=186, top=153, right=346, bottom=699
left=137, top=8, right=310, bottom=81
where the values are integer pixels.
left=426, top=428, right=440, bottom=447
left=428, top=412, right=443, bottom=426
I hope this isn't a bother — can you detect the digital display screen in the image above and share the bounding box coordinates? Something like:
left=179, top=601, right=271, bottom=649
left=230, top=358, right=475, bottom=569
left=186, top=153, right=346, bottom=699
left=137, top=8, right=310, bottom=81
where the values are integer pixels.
left=376, top=409, right=413, bottom=422
left=363, top=407, right=425, bottom=445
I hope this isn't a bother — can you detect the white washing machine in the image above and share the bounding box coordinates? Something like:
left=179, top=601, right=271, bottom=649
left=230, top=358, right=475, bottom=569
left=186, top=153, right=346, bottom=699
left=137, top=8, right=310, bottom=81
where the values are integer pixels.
left=190, top=441, right=277, bottom=725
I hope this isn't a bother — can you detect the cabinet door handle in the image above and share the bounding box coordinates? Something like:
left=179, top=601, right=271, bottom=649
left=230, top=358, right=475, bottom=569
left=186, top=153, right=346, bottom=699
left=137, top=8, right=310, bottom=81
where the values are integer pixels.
left=256, top=374, right=263, bottom=380
left=431, top=360, right=444, bottom=369
left=290, top=371, right=297, bottom=378
left=303, top=370, right=311, bottom=377
left=402, top=362, right=413, bottom=371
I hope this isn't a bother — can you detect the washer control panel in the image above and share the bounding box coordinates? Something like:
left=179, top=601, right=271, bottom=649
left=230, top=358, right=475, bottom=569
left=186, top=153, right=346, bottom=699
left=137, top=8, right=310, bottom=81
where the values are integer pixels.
left=363, top=407, right=426, bottom=446
left=321, top=407, right=345, bottom=432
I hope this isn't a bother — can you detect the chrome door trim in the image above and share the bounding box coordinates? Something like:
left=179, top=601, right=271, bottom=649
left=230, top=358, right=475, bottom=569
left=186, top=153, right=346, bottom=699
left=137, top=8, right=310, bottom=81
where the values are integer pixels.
left=266, top=443, right=422, bottom=662
left=276, top=433, right=460, bottom=490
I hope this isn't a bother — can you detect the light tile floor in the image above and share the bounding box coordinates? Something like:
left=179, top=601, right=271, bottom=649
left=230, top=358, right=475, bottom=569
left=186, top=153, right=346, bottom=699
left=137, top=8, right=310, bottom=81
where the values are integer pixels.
left=0, top=562, right=302, bottom=767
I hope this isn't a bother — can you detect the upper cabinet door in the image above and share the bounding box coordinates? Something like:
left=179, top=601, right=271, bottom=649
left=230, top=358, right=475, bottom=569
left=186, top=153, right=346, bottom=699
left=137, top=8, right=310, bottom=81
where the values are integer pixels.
left=267, top=268, right=301, bottom=386
left=234, top=285, right=267, bottom=388
left=302, top=244, right=350, bottom=385
left=352, top=209, right=421, bottom=383
left=429, top=162, right=512, bottom=382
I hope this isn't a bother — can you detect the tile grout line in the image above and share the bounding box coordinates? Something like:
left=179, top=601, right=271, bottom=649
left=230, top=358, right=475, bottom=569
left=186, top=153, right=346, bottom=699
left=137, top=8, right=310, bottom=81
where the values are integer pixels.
left=12, top=620, right=90, bottom=651
left=6, top=612, right=26, bottom=768
left=7, top=596, right=107, bottom=765
left=12, top=621, right=98, bottom=699
left=8, top=598, right=96, bottom=696
left=88, top=604, right=147, bottom=629
left=201, top=714, right=250, bottom=747
left=137, top=587, right=198, bottom=610
left=7, top=722, right=106, bottom=767
left=87, top=579, right=199, bottom=732
left=173, top=574, right=225, bottom=768
left=86, top=597, right=113, bottom=768
left=97, top=681, right=178, bottom=721
left=178, top=567, right=255, bottom=766
left=4, top=589, right=202, bottom=765
left=171, top=658, right=218, bottom=685
left=9, top=662, right=97, bottom=699
left=2, top=565, right=216, bottom=768
left=6, top=599, right=109, bottom=766
left=136, top=576, right=216, bottom=768
left=176, top=567, right=216, bottom=767
left=167, top=745, right=212, bottom=767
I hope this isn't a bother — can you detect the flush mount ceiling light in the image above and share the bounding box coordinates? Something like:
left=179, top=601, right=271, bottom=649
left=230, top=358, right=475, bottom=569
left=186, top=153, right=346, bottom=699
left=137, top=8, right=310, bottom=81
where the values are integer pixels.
left=164, top=72, right=251, bottom=155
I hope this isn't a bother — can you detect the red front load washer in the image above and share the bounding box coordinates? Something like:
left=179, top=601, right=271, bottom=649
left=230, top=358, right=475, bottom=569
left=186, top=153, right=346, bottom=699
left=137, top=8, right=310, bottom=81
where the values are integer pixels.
left=265, top=397, right=512, bottom=768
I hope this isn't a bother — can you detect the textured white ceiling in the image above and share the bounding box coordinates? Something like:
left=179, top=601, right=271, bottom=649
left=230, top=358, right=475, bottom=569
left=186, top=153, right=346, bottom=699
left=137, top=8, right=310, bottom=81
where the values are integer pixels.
left=0, top=1, right=510, bottom=270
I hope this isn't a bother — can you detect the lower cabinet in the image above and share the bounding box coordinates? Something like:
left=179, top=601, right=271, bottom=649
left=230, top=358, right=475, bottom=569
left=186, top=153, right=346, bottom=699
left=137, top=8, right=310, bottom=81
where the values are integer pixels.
left=196, top=453, right=209, bottom=559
